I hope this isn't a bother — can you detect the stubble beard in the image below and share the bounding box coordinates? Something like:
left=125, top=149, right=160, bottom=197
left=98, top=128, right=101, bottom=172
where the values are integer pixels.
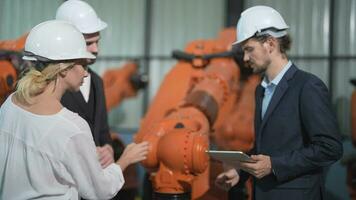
left=249, top=62, right=266, bottom=75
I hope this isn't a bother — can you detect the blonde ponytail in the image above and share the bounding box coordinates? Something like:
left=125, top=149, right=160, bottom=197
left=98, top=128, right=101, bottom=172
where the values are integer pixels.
left=15, top=62, right=74, bottom=105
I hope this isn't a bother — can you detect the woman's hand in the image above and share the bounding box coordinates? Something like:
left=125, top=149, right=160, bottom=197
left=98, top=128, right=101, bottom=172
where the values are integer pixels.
left=116, top=141, right=149, bottom=171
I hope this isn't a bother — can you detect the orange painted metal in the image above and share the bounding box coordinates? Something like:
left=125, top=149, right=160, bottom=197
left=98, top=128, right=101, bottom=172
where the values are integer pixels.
left=134, top=29, right=252, bottom=199
left=0, top=33, right=27, bottom=52
left=214, top=74, right=259, bottom=153
left=349, top=88, right=356, bottom=200
left=103, top=62, right=140, bottom=111
left=0, top=34, right=28, bottom=105
left=0, top=61, right=17, bottom=104
left=352, top=90, right=356, bottom=146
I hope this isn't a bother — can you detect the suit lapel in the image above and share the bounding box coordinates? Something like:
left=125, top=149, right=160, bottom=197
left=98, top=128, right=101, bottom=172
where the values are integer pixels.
left=69, top=90, right=87, bottom=112
left=255, top=85, right=264, bottom=131
left=258, top=65, right=298, bottom=137
left=255, top=85, right=264, bottom=151
left=89, top=70, right=101, bottom=140
left=260, top=79, right=288, bottom=127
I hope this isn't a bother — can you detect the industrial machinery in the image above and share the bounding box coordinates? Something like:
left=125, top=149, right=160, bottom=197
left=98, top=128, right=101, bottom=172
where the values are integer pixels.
left=347, top=79, right=356, bottom=200
left=351, top=79, right=356, bottom=146
left=103, top=62, right=148, bottom=111
left=135, top=28, right=256, bottom=200
left=0, top=34, right=28, bottom=104
left=0, top=60, right=17, bottom=104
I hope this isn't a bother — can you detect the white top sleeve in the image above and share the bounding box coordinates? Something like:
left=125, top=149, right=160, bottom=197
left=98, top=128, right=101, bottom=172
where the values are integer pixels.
left=59, top=131, right=124, bottom=200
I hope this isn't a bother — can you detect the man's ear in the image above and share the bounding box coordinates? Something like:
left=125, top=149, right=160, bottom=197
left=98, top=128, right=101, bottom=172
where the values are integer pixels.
left=263, top=37, right=277, bottom=53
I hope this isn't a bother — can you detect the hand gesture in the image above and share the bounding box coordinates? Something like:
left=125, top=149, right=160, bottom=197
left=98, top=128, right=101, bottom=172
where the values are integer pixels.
left=215, top=168, right=240, bottom=191
left=116, top=141, right=149, bottom=171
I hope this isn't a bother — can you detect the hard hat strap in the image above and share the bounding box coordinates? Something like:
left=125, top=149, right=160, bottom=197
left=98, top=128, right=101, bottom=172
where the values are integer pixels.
left=23, top=51, right=54, bottom=63
left=23, top=51, right=60, bottom=71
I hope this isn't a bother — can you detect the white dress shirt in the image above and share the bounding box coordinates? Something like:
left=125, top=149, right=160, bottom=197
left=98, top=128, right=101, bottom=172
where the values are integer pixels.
left=80, top=74, right=91, bottom=102
left=0, top=94, right=124, bottom=200
left=261, top=61, right=292, bottom=118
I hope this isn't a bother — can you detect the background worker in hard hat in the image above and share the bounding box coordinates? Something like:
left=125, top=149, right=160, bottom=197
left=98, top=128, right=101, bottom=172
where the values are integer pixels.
left=215, top=5, right=343, bottom=200
left=56, top=0, right=115, bottom=170
left=0, top=20, right=149, bottom=200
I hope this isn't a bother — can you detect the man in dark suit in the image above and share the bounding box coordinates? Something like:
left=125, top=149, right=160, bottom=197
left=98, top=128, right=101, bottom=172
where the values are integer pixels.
left=216, top=5, right=343, bottom=200
left=56, top=0, right=114, bottom=169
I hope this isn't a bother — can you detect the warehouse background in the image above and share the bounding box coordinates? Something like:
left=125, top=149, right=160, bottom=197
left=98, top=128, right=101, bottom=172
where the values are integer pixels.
left=0, top=0, right=355, bottom=199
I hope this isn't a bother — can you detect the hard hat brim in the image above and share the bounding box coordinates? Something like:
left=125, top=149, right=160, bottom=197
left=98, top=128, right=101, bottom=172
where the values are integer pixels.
left=22, top=52, right=95, bottom=61
left=82, top=52, right=96, bottom=59
left=81, top=21, right=107, bottom=34
left=22, top=55, right=37, bottom=61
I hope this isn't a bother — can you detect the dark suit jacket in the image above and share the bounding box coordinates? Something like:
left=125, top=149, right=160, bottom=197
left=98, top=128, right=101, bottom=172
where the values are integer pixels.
left=61, top=69, right=112, bottom=146
left=239, top=64, right=343, bottom=200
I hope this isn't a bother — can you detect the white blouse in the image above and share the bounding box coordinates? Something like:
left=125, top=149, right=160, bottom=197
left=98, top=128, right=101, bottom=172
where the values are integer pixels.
left=0, top=94, right=124, bottom=200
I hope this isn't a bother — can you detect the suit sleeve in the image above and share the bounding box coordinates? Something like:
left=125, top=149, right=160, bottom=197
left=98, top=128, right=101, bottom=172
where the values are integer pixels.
left=96, top=77, right=112, bottom=146
left=271, top=76, right=343, bottom=182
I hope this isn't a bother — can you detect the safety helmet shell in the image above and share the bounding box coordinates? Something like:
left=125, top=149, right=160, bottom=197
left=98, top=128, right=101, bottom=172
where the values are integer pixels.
left=56, top=0, right=107, bottom=34
left=233, top=5, right=289, bottom=45
left=23, top=20, right=95, bottom=61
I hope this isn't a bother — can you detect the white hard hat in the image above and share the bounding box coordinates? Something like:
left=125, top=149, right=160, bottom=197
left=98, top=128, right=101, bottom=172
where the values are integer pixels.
left=23, top=20, right=95, bottom=61
left=55, top=0, right=107, bottom=34
left=233, top=6, right=289, bottom=45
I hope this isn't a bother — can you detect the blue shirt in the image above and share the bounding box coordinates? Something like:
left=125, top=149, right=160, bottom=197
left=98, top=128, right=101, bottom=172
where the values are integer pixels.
left=261, top=61, right=292, bottom=118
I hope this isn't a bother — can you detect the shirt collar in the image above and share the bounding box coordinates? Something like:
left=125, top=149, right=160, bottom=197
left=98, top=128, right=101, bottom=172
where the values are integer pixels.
left=261, top=61, right=292, bottom=88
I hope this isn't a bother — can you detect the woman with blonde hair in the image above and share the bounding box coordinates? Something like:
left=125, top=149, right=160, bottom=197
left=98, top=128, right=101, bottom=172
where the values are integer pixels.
left=0, top=20, right=149, bottom=200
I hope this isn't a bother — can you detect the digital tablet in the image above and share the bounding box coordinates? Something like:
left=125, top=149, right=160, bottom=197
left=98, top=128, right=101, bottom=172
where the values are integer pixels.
left=206, top=150, right=256, bottom=164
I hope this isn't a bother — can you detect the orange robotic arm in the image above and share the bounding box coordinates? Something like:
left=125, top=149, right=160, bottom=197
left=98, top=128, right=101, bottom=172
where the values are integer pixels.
left=212, top=74, right=259, bottom=200
left=0, top=61, right=17, bottom=104
left=348, top=79, right=356, bottom=199
left=351, top=79, right=356, bottom=146
left=103, top=62, right=148, bottom=111
left=214, top=74, right=260, bottom=152
left=135, top=30, right=241, bottom=199
left=0, top=34, right=28, bottom=105
left=0, top=33, right=27, bottom=52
